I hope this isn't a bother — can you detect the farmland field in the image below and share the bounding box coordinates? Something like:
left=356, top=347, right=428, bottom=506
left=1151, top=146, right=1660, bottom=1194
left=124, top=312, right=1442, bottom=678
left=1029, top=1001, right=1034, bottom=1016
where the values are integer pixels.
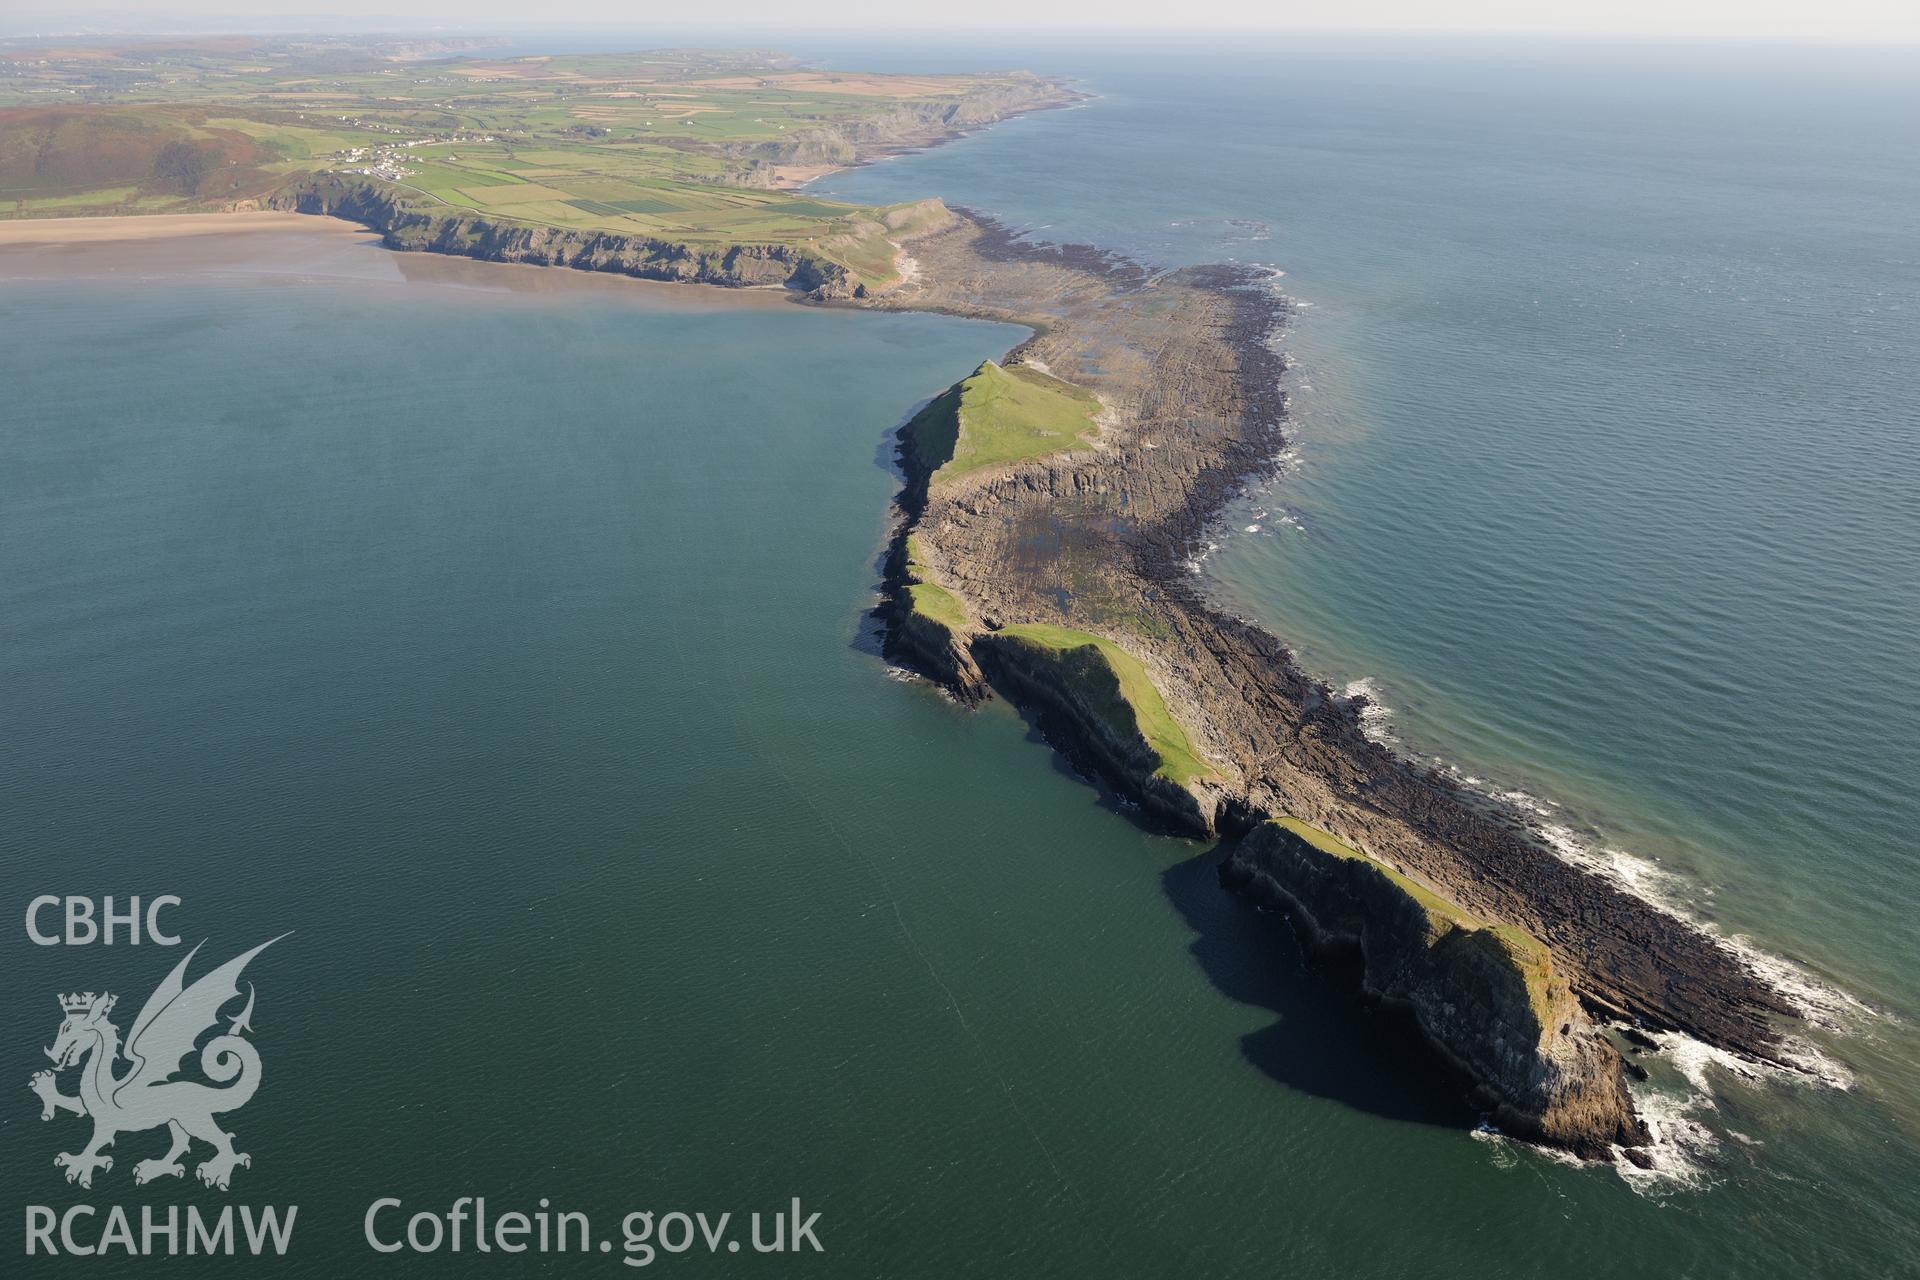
left=0, top=38, right=1067, bottom=285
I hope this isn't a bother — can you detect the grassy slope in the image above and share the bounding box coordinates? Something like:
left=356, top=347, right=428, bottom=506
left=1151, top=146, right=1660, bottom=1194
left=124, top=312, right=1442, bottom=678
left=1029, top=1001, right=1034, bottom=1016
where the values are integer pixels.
left=994, top=623, right=1214, bottom=787
left=898, top=362, right=1188, bottom=781
left=1277, top=817, right=1483, bottom=933
left=0, top=107, right=281, bottom=212
left=903, top=535, right=968, bottom=630
left=933, top=360, right=1101, bottom=481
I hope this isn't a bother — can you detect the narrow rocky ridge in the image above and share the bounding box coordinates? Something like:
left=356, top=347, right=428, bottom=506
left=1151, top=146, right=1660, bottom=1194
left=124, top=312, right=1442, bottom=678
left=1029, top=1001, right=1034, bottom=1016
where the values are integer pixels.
left=870, top=208, right=1801, bottom=1157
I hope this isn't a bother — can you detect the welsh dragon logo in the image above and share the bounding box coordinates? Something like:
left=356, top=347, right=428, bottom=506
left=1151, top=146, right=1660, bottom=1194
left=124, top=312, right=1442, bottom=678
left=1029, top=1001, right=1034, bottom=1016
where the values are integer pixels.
left=28, top=936, right=285, bottom=1191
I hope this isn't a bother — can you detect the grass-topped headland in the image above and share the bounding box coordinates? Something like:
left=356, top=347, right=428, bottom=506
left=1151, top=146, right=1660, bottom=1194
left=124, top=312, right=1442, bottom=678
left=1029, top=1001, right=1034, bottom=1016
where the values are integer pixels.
left=986, top=623, right=1215, bottom=790
left=903, top=359, right=1102, bottom=484
left=1217, top=817, right=1632, bottom=1153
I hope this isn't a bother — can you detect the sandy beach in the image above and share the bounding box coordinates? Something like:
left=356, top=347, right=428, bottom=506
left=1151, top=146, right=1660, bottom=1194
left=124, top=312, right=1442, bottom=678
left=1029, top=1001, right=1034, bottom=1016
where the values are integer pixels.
left=0, top=209, right=805, bottom=311
left=0, top=211, right=327, bottom=247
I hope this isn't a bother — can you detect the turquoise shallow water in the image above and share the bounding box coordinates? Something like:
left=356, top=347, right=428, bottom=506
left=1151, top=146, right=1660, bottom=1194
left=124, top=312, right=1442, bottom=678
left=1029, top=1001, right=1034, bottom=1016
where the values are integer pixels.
left=3, top=33, right=1919, bottom=1278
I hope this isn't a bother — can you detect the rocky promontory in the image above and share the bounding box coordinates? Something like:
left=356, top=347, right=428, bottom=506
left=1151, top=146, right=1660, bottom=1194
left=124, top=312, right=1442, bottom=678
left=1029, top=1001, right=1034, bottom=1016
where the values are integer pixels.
left=869, top=209, right=1802, bottom=1158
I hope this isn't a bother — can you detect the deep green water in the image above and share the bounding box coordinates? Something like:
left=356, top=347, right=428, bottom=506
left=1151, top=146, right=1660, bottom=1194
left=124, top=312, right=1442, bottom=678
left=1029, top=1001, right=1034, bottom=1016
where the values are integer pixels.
left=0, top=235, right=1517, bottom=1278
left=4, top=34, right=1919, bottom=1280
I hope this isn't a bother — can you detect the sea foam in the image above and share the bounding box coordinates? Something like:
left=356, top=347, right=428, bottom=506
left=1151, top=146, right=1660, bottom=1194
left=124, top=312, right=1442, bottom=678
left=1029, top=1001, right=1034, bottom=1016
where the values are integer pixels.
left=1329, top=680, right=1868, bottom=1101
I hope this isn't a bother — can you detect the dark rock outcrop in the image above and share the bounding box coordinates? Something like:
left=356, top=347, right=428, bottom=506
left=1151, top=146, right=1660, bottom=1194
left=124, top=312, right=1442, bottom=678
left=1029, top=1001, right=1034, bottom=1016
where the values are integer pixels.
left=1222, top=821, right=1647, bottom=1157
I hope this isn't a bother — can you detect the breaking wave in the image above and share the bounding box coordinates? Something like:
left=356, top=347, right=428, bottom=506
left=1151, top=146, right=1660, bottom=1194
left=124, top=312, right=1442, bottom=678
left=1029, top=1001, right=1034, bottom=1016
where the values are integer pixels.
left=1465, top=780, right=1875, bottom=1057
left=1330, top=675, right=1868, bottom=1105
left=1615, top=1085, right=1723, bottom=1195
left=1213, top=264, right=1870, bottom=1139
left=1340, top=677, right=1395, bottom=744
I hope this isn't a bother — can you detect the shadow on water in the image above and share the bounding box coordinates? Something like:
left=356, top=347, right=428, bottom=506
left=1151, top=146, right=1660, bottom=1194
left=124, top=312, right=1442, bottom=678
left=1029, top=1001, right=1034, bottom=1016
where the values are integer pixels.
left=850, top=396, right=937, bottom=665
left=1160, top=847, right=1478, bottom=1132
left=869, top=394, right=930, bottom=482
left=849, top=385, right=1476, bottom=1132
left=862, top=623, right=1479, bottom=1134
left=863, top=604, right=1479, bottom=1132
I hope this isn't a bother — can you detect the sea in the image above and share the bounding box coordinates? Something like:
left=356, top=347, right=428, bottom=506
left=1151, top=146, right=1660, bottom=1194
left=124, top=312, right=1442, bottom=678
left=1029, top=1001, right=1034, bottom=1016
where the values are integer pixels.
left=2, top=32, right=1916, bottom=1278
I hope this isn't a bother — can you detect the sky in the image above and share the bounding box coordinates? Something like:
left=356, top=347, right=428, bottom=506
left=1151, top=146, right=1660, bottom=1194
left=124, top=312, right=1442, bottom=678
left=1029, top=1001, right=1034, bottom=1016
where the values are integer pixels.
left=14, top=0, right=1920, bottom=44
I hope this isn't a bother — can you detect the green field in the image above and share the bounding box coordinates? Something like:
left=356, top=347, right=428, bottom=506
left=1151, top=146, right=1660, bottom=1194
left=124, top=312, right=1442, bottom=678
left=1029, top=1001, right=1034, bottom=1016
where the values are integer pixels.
left=0, top=39, right=1060, bottom=287
left=993, top=623, right=1215, bottom=787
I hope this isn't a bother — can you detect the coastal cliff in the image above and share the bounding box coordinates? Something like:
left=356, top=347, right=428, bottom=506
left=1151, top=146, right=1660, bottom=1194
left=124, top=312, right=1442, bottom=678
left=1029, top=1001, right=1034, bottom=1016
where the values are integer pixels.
left=1222, top=820, right=1646, bottom=1157
left=974, top=626, right=1230, bottom=837
left=876, top=310, right=1640, bottom=1152
left=720, top=76, right=1084, bottom=186
left=268, top=176, right=859, bottom=296
left=882, top=352, right=1225, bottom=832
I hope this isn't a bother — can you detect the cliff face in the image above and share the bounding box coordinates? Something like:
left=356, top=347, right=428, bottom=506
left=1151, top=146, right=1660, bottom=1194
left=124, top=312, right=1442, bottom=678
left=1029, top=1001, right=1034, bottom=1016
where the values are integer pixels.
left=881, top=384, right=996, bottom=702
left=892, top=602, right=984, bottom=697
left=1222, top=821, right=1647, bottom=1158
left=268, top=176, right=858, bottom=297
left=974, top=628, right=1229, bottom=837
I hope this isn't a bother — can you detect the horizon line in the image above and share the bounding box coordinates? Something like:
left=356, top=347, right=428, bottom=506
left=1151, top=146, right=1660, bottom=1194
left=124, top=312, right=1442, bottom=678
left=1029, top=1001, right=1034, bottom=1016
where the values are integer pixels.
left=6, top=22, right=1920, bottom=50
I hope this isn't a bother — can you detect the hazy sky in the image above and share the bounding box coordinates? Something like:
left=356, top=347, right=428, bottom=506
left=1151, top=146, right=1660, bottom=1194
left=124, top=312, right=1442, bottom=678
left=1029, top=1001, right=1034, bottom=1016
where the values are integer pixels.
left=30, top=0, right=1920, bottom=43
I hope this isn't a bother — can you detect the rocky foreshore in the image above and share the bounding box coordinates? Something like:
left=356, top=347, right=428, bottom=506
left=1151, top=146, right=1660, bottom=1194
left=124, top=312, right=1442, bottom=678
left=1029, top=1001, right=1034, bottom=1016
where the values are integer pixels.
left=869, top=208, right=1801, bottom=1158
